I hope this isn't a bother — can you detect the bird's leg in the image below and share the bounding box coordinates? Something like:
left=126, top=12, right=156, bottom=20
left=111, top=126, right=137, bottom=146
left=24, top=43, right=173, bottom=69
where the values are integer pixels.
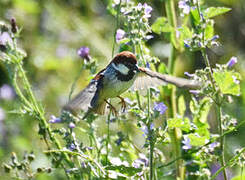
left=117, top=96, right=126, bottom=112
left=105, top=99, right=118, bottom=116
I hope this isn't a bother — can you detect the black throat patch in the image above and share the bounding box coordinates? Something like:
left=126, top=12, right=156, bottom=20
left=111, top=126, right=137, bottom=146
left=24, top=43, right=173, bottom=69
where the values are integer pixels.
left=115, top=69, right=135, bottom=81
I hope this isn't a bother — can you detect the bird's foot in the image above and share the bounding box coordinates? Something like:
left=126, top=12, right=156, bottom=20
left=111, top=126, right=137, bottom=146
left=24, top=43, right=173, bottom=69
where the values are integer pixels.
left=117, top=96, right=126, bottom=112
left=105, top=100, right=118, bottom=117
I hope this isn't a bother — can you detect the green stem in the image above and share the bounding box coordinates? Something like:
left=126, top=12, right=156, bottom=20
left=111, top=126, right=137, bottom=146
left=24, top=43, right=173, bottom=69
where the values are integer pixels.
left=216, top=105, right=228, bottom=180
left=195, top=0, right=227, bottom=178
left=112, top=0, right=121, bottom=57
left=165, top=0, right=183, bottom=179
left=16, top=62, right=73, bottom=167
left=147, top=90, right=154, bottom=180
left=211, top=148, right=245, bottom=180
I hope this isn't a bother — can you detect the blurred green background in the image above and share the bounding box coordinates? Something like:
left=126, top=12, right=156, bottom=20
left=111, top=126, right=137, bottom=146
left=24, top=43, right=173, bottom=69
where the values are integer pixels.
left=1, top=0, right=245, bottom=179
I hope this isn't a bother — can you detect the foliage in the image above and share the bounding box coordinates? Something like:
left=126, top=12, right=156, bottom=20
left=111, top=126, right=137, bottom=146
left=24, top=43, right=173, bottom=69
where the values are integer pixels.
left=0, top=0, right=245, bottom=180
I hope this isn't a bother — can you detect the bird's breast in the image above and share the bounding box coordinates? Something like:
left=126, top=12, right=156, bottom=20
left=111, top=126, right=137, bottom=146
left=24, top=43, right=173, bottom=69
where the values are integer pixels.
left=99, top=67, right=137, bottom=99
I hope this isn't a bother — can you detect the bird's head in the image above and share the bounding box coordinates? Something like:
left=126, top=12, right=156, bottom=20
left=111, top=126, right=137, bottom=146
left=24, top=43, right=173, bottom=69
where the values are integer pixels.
left=111, top=51, right=139, bottom=75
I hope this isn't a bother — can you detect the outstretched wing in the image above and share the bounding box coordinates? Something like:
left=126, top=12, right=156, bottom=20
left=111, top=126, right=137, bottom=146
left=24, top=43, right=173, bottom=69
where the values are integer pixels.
left=131, top=67, right=200, bottom=90
left=63, top=77, right=103, bottom=114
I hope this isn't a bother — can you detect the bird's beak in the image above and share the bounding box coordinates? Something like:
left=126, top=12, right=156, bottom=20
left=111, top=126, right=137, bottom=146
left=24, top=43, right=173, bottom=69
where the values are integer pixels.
left=134, top=64, right=140, bottom=73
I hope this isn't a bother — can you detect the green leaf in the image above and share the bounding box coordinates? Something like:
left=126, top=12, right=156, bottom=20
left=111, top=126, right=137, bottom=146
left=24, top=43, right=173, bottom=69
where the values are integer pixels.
left=213, top=71, right=241, bottom=96
left=178, top=26, right=193, bottom=39
left=190, top=8, right=201, bottom=26
left=194, top=98, right=212, bottom=124
left=204, top=20, right=214, bottom=40
left=188, top=133, right=207, bottom=146
left=178, top=95, right=186, bottom=116
left=167, top=117, right=191, bottom=132
left=151, top=17, right=173, bottom=34
left=204, top=7, right=231, bottom=19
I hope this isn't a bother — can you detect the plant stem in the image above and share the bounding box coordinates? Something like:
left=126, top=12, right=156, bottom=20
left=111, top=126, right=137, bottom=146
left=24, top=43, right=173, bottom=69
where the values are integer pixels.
left=147, top=89, right=154, bottom=180
left=165, top=0, right=183, bottom=179
left=201, top=49, right=228, bottom=180
left=16, top=62, right=73, bottom=167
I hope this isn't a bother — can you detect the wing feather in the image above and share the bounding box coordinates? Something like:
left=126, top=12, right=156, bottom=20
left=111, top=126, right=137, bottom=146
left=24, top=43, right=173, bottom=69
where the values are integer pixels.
left=63, top=79, right=102, bottom=114
left=131, top=67, right=200, bottom=90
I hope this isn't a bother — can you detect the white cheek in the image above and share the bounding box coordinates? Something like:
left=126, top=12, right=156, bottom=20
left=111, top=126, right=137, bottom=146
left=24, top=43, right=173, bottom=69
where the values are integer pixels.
left=112, top=63, right=129, bottom=75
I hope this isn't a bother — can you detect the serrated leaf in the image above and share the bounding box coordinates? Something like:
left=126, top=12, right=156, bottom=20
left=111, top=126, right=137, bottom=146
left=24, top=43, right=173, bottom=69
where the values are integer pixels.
left=167, top=117, right=191, bottom=132
left=213, top=71, right=241, bottom=96
left=178, top=95, right=186, bottom=116
left=204, top=7, right=231, bottom=19
left=151, top=17, right=173, bottom=34
left=188, top=133, right=207, bottom=146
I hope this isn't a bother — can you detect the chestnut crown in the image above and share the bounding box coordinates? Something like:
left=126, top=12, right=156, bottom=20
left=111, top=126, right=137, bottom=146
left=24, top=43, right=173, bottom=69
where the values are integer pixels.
left=112, top=51, right=137, bottom=66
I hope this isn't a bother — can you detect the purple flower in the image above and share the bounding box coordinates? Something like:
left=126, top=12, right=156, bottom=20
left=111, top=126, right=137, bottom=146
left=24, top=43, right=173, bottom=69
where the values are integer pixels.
left=146, top=61, right=150, bottom=69
left=211, top=35, right=219, bottom=41
left=182, top=136, right=192, bottom=150
left=226, top=56, right=237, bottom=68
left=0, top=107, right=5, bottom=121
left=49, top=115, right=62, bottom=123
left=77, top=46, right=90, bottom=61
left=0, top=32, right=13, bottom=48
left=184, top=72, right=194, bottom=78
left=0, top=84, right=15, bottom=100
left=140, top=125, right=148, bottom=137
left=178, top=0, right=190, bottom=15
left=184, top=41, right=191, bottom=48
left=143, top=3, right=153, bottom=18
left=154, top=102, right=167, bottom=115
left=69, top=122, right=76, bottom=129
left=116, top=29, right=125, bottom=42
left=189, top=90, right=200, bottom=95
left=68, top=143, right=76, bottom=151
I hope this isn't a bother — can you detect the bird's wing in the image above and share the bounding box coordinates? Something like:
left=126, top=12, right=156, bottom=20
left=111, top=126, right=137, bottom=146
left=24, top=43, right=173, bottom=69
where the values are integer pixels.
left=131, top=67, right=200, bottom=90
left=63, top=75, right=104, bottom=114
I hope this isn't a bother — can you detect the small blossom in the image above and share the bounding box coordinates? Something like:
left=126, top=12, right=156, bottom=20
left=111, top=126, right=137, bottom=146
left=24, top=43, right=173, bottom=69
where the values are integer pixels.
left=178, top=0, right=191, bottom=15
left=143, top=3, right=153, bottom=18
left=0, top=32, right=13, bottom=47
left=154, top=102, right=167, bottom=115
left=69, top=122, right=76, bottom=129
left=77, top=46, right=90, bottom=61
left=189, top=90, right=201, bottom=95
left=211, top=35, right=219, bottom=41
left=132, top=153, right=148, bottom=168
left=10, top=18, right=18, bottom=33
left=0, top=107, right=5, bottom=121
left=184, top=41, right=191, bottom=48
left=116, top=29, right=125, bottom=42
left=49, top=115, right=62, bottom=123
left=137, top=3, right=143, bottom=11
left=150, top=123, right=154, bottom=130
left=182, top=136, right=192, bottom=150
left=184, top=72, right=194, bottom=78
left=232, top=75, right=240, bottom=84
left=140, top=125, right=148, bottom=137
left=0, top=84, right=15, bottom=100
left=68, top=143, right=76, bottom=151
left=146, top=61, right=150, bottom=69
left=145, top=35, right=154, bottom=40
left=226, top=56, right=237, bottom=68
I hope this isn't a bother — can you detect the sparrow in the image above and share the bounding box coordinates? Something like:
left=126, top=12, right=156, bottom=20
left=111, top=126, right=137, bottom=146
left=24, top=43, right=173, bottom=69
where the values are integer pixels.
left=63, top=51, right=199, bottom=116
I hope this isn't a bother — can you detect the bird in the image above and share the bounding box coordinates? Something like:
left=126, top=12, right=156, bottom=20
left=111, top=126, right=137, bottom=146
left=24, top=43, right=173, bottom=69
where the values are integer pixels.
left=63, top=51, right=199, bottom=117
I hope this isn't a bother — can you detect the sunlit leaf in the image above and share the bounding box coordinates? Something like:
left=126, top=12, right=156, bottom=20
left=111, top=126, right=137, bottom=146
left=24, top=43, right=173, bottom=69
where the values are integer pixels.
left=178, top=95, right=186, bottom=116
left=204, top=7, right=231, bottom=19
left=151, top=17, right=173, bottom=34
left=213, top=71, right=241, bottom=96
left=167, top=117, right=191, bottom=132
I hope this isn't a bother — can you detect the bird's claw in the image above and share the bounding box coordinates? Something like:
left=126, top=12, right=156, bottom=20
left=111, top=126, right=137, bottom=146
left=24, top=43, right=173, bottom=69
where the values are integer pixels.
left=105, top=100, right=118, bottom=117
left=117, top=96, right=126, bottom=112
